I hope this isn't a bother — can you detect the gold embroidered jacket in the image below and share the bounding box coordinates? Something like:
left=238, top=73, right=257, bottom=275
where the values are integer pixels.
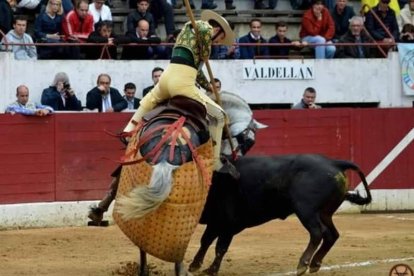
left=174, top=20, right=213, bottom=90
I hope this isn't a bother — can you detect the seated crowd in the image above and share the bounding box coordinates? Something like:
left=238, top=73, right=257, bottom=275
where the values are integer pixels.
left=4, top=69, right=164, bottom=115
left=4, top=69, right=321, bottom=116
left=0, top=0, right=412, bottom=60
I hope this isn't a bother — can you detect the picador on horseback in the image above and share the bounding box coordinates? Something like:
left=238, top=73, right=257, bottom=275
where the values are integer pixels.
left=88, top=10, right=237, bottom=227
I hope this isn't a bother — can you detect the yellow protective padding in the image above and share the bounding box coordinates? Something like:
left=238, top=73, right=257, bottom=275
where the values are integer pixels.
left=113, top=136, right=214, bottom=263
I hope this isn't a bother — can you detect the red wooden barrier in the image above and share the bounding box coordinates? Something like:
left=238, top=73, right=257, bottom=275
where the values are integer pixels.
left=0, top=108, right=413, bottom=204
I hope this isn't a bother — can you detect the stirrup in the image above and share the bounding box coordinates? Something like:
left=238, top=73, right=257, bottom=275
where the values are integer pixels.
left=218, top=157, right=240, bottom=179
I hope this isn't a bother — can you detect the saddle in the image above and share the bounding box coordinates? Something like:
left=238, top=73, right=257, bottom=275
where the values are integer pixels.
left=143, top=95, right=209, bottom=135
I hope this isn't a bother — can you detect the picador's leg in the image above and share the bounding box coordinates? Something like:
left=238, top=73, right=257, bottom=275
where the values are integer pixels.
left=88, top=174, right=120, bottom=223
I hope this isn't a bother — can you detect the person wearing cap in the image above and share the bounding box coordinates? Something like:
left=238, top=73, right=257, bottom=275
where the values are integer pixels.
left=124, top=10, right=235, bottom=173
left=87, top=10, right=237, bottom=225
left=364, top=0, right=399, bottom=56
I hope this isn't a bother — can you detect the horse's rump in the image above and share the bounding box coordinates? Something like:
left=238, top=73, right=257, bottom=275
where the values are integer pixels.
left=113, top=111, right=214, bottom=262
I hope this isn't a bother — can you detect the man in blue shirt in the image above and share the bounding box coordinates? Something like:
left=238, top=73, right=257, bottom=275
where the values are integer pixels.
left=5, top=85, right=54, bottom=116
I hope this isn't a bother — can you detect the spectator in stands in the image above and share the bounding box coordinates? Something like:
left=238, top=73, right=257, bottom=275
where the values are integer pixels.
left=34, top=0, right=69, bottom=59
left=147, top=0, right=176, bottom=40
left=398, top=0, right=414, bottom=31
left=126, top=0, right=156, bottom=36
left=171, top=0, right=195, bottom=9
left=336, top=15, right=374, bottom=58
left=254, top=0, right=278, bottom=9
left=61, top=0, right=73, bottom=14
left=129, top=0, right=176, bottom=40
left=122, top=18, right=164, bottom=59
left=299, top=0, right=336, bottom=59
left=123, top=82, right=140, bottom=109
left=239, top=19, right=269, bottom=59
left=5, top=85, right=54, bottom=116
left=290, top=0, right=313, bottom=10
left=210, top=21, right=239, bottom=59
left=15, top=0, right=42, bottom=14
left=142, top=66, right=164, bottom=97
left=292, top=87, right=321, bottom=109
left=268, top=21, right=307, bottom=58
left=86, top=20, right=128, bottom=59
left=62, top=0, right=94, bottom=58
left=330, top=0, right=355, bottom=41
left=89, top=0, right=112, bottom=29
left=365, top=0, right=399, bottom=47
left=86, top=73, right=127, bottom=112
left=224, top=0, right=236, bottom=9
left=41, top=72, right=83, bottom=111
left=201, top=0, right=218, bottom=9
left=1, top=15, right=37, bottom=60
left=0, top=0, right=14, bottom=41
left=400, top=23, right=414, bottom=42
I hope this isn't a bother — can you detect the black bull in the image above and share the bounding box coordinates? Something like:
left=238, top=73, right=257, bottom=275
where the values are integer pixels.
left=189, top=154, right=372, bottom=276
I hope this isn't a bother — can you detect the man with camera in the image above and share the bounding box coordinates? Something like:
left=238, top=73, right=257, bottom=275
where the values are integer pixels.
left=41, top=72, right=83, bottom=111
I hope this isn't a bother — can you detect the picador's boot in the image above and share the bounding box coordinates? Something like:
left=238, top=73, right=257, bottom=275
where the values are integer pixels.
left=88, top=176, right=120, bottom=224
left=218, top=155, right=240, bottom=179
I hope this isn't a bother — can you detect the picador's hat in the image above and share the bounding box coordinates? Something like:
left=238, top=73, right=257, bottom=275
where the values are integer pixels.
left=201, top=10, right=235, bottom=47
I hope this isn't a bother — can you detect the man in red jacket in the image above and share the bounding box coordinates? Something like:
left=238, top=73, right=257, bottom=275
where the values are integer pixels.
left=299, top=0, right=336, bottom=59
left=62, top=0, right=93, bottom=43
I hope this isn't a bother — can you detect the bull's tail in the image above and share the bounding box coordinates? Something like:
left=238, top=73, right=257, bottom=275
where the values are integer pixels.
left=333, top=160, right=372, bottom=205
left=116, top=162, right=178, bottom=220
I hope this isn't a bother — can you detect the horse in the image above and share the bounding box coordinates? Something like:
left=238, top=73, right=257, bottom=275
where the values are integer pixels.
left=112, top=93, right=265, bottom=276
left=189, top=154, right=373, bottom=276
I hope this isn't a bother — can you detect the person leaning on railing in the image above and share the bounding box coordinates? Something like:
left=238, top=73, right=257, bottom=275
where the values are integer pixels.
left=364, top=0, right=399, bottom=56
left=335, top=15, right=375, bottom=58
left=86, top=20, right=130, bottom=59
left=5, top=85, right=54, bottom=116
left=1, top=15, right=37, bottom=60
left=299, top=0, right=336, bottom=59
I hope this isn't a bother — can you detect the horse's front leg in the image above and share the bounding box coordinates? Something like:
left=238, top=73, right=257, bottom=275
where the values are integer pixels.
left=175, top=262, right=192, bottom=276
left=138, top=249, right=149, bottom=276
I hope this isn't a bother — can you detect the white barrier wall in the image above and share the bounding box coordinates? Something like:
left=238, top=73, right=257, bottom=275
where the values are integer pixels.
left=1, top=52, right=412, bottom=111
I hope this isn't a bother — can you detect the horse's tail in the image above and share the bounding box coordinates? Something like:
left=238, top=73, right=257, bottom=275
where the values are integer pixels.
left=333, top=160, right=372, bottom=205
left=116, top=161, right=179, bottom=220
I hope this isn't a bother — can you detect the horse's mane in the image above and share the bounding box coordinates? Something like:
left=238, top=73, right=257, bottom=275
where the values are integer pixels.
left=214, top=91, right=254, bottom=136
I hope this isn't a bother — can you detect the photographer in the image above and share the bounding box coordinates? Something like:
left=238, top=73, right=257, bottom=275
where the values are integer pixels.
left=41, top=72, right=83, bottom=111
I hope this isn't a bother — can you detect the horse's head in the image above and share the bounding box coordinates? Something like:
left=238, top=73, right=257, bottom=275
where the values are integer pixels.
left=214, top=91, right=268, bottom=157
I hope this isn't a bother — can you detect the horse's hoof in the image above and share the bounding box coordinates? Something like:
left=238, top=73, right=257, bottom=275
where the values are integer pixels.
left=188, top=261, right=202, bottom=272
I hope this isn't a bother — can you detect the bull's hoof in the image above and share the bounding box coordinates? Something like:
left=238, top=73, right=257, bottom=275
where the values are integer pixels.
left=202, top=267, right=218, bottom=276
left=296, top=264, right=308, bottom=276
left=188, top=261, right=202, bottom=272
